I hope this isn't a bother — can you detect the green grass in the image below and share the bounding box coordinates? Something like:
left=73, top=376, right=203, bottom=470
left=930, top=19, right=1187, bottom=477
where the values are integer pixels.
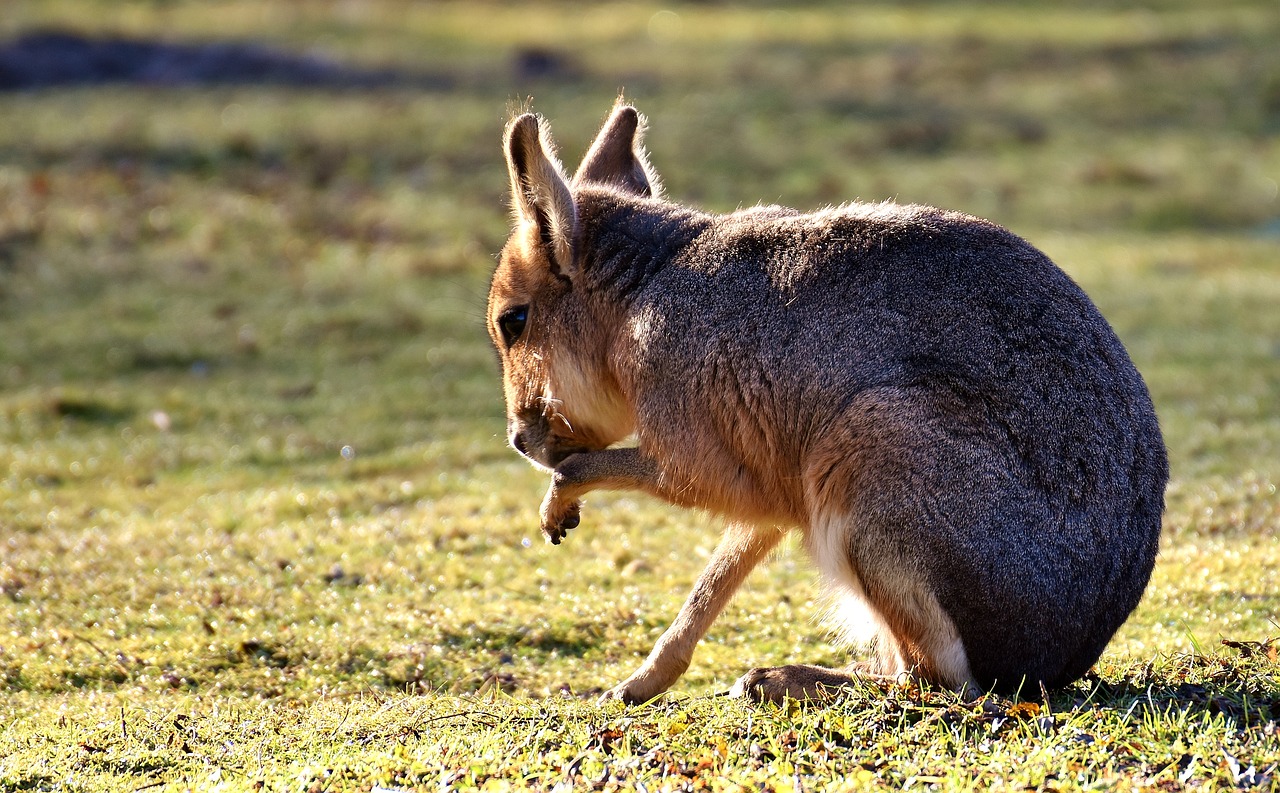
left=1, top=1, right=1278, bottom=790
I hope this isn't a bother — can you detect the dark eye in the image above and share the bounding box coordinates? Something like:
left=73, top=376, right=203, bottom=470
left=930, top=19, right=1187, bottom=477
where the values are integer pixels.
left=498, top=305, right=528, bottom=347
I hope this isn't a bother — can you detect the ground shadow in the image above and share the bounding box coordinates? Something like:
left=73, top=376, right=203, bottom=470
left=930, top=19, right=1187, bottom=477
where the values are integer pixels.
left=0, top=30, right=452, bottom=91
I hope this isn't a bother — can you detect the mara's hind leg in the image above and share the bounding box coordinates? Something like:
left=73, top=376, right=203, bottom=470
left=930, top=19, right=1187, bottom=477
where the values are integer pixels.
left=729, top=631, right=906, bottom=704
left=729, top=621, right=913, bottom=705
left=729, top=663, right=878, bottom=703
left=728, top=587, right=902, bottom=704
left=826, top=506, right=982, bottom=698
left=732, top=511, right=981, bottom=705
left=729, top=614, right=975, bottom=705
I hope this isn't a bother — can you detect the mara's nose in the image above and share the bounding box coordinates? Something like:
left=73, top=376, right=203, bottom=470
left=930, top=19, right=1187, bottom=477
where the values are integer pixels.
left=510, top=431, right=529, bottom=456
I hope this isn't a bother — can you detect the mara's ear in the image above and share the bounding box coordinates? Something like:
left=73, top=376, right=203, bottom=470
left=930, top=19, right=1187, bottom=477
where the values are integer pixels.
left=506, top=113, right=577, bottom=276
left=573, top=104, right=662, bottom=198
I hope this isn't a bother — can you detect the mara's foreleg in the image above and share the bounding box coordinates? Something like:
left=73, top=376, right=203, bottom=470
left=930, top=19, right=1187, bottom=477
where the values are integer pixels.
left=539, top=448, right=662, bottom=543
left=602, top=523, right=784, bottom=705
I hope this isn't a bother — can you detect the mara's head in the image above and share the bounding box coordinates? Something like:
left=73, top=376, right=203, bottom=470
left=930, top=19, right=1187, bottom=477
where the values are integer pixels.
left=488, top=103, right=661, bottom=470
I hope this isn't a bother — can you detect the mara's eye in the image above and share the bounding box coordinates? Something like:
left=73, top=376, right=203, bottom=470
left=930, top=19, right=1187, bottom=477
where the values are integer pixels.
left=498, top=305, right=528, bottom=347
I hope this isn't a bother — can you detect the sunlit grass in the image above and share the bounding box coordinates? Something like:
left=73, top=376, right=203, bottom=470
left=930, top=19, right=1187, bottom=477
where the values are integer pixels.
left=0, top=0, right=1278, bottom=789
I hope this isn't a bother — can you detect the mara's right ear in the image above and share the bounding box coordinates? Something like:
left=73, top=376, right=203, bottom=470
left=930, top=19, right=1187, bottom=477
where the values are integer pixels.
left=506, top=113, right=577, bottom=277
left=573, top=104, right=662, bottom=198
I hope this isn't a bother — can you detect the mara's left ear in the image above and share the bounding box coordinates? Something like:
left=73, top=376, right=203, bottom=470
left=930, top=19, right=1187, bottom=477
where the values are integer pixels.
left=506, top=113, right=578, bottom=277
left=573, top=103, right=662, bottom=198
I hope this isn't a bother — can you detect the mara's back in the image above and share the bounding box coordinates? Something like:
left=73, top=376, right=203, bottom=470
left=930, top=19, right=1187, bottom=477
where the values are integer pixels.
left=584, top=197, right=1168, bottom=690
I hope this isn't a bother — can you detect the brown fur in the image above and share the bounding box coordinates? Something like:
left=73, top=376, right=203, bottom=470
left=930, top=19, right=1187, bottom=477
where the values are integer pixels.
left=486, top=103, right=1168, bottom=705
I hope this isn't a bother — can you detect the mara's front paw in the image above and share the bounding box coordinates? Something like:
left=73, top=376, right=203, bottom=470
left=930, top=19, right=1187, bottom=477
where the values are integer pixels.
left=539, top=489, right=580, bottom=545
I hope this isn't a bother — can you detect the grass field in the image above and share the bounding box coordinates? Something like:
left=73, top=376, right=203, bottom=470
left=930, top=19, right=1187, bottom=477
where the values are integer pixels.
left=1, top=1, right=1279, bottom=790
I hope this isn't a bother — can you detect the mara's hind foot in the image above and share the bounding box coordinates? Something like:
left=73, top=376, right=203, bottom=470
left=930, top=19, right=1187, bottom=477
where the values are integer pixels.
left=729, top=664, right=897, bottom=705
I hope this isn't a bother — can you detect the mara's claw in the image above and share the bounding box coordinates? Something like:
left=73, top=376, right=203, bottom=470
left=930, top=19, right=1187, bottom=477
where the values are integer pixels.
left=540, top=500, right=581, bottom=544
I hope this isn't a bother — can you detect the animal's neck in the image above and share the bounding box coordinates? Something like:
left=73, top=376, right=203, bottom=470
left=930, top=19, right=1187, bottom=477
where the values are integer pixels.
left=577, top=190, right=707, bottom=301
